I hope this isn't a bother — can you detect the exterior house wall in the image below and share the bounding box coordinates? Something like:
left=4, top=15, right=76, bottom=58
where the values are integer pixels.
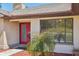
left=39, top=15, right=79, bottom=50
left=10, top=19, right=40, bottom=41
left=73, top=16, right=79, bottom=50
left=31, top=19, right=40, bottom=40
left=9, top=15, right=79, bottom=50
left=4, top=20, right=19, bottom=47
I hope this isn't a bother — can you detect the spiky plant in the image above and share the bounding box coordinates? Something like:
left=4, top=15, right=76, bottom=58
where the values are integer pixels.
left=27, top=29, right=55, bottom=56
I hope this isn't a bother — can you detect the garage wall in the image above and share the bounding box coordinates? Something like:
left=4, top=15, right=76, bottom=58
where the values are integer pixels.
left=4, top=20, right=19, bottom=46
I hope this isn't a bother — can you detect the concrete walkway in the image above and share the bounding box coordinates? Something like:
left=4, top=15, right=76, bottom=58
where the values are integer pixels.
left=0, top=49, right=23, bottom=56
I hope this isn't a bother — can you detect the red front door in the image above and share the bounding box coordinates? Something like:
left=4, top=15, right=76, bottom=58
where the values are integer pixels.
left=20, top=22, right=30, bottom=44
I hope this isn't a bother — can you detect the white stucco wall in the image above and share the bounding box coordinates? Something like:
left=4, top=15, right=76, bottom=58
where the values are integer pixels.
left=73, top=16, right=79, bottom=50
left=31, top=19, right=40, bottom=40
left=4, top=20, right=19, bottom=46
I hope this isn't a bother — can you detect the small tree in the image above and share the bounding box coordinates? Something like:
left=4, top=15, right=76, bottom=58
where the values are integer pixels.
left=27, top=30, right=55, bottom=56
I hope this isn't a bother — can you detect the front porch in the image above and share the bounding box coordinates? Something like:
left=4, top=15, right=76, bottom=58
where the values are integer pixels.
left=1, top=16, right=79, bottom=56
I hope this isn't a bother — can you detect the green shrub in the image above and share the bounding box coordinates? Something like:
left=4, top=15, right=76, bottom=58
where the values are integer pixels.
left=27, top=30, right=55, bottom=56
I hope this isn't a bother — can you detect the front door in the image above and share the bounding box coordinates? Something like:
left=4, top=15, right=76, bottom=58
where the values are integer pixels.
left=20, top=22, right=30, bottom=44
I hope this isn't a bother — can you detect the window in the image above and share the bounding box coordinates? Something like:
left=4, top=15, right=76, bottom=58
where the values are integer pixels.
left=40, top=18, right=73, bottom=44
